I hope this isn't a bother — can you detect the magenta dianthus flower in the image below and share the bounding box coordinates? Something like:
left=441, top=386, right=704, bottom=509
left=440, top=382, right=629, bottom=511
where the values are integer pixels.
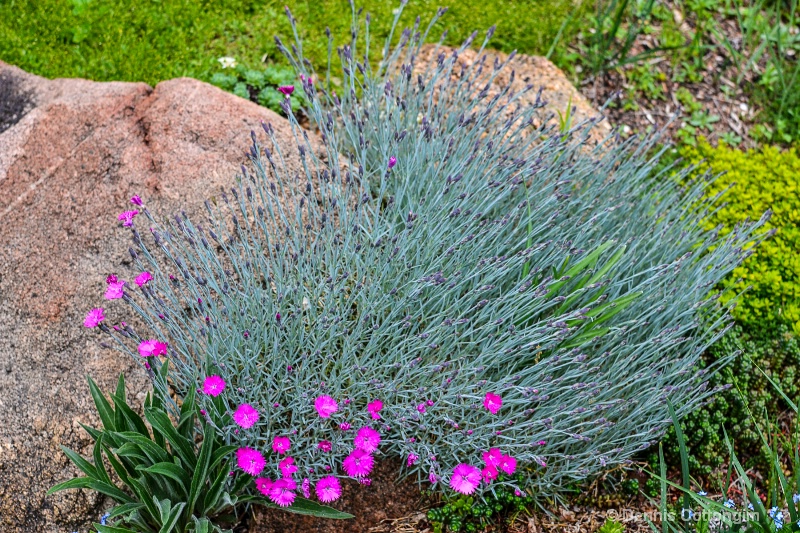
left=499, top=454, right=517, bottom=475
left=233, top=404, right=259, bottom=429
left=84, top=308, right=105, bottom=328
left=272, top=435, right=291, bottom=455
left=450, top=464, right=481, bottom=495
left=106, top=274, right=118, bottom=285
left=130, top=195, right=143, bottom=206
left=317, top=440, right=332, bottom=452
left=482, top=448, right=503, bottom=468
left=118, top=210, right=139, bottom=227
left=105, top=280, right=125, bottom=300
left=301, top=478, right=311, bottom=498
left=343, top=448, right=374, bottom=478
left=388, top=156, right=397, bottom=169
left=481, top=465, right=498, bottom=483
left=269, top=478, right=297, bottom=507
left=279, top=456, right=298, bottom=477
left=138, top=339, right=167, bottom=357
left=416, top=403, right=427, bottom=414
left=255, top=477, right=273, bottom=496
left=202, top=375, right=226, bottom=397
left=354, top=427, right=381, bottom=453
left=277, top=85, right=295, bottom=97
left=407, top=453, right=419, bottom=467
left=314, top=395, right=338, bottom=418
left=367, top=399, right=383, bottom=419
left=135, top=271, right=153, bottom=287
left=483, top=392, right=502, bottom=414
left=315, top=476, right=342, bottom=503
left=236, top=447, right=265, bottom=476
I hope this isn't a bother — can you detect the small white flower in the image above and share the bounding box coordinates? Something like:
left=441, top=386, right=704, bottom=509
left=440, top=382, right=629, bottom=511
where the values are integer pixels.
left=218, top=56, right=237, bottom=69
left=793, top=493, right=800, bottom=504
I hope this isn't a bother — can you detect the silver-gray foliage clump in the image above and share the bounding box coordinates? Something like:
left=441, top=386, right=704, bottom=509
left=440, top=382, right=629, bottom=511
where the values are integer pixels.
left=103, top=7, right=768, bottom=502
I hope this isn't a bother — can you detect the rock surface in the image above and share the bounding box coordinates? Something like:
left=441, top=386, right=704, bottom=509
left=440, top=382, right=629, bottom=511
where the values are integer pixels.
left=0, top=61, right=306, bottom=532
left=0, top=49, right=603, bottom=532
left=416, top=45, right=611, bottom=145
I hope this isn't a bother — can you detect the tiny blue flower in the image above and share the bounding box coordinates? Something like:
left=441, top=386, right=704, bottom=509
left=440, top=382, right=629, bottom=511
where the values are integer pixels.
left=723, top=499, right=735, bottom=509
left=697, top=490, right=707, bottom=497
left=794, top=493, right=800, bottom=504
left=101, top=513, right=110, bottom=525
left=748, top=502, right=754, bottom=511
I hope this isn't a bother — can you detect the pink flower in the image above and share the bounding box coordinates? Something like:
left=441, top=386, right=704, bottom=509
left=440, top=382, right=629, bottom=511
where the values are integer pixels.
left=429, top=469, right=438, bottom=485
left=138, top=339, right=167, bottom=357
left=268, top=478, right=297, bottom=507
left=105, top=281, right=125, bottom=300
left=343, top=448, right=374, bottom=477
left=481, top=465, right=498, bottom=483
left=233, top=404, right=259, bottom=429
left=407, top=453, right=418, bottom=467
left=315, top=476, right=342, bottom=503
left=83, top=308, right=105, bottom=328
left=118, top=210, right=139, bottom=227
left=317, top=440, right=332, bottom=452
left=236, top=447, right=265, bottom=476
left=272, top=436, right=291, bottom=454
left=483, top=392, right=502, bottom=414
left=416, top=403, right=427, bottom=414
left=255, top=477, right=273, bottom=496
left=106, top=274, right=118, bottom=285
left=130, top=195, right=143, bottom=206
left=301, top=478, right=311, bottom=498
left=353, top=427, right=381, bottom=453
left=367, top=399, right=383, bottom=419
left=314, top=395, right=338, bottom=418
left=388, top=156, right=397, bottom=169
left=277, top=85, right=295, bottom=97
left=498, top=454, right=517, bottom=475
left=135, top=271, right=153, bottom=287
left=449, top=464, right=481, bottom=495
left=202, top=375, right=226, bottom=397
left=535, top=457, right=547, bottom=468
left=339, top=422, right=351, bottom=431
left=482, top=448, right=503, bottom=468
left=279, top=456, right=298, bottom=477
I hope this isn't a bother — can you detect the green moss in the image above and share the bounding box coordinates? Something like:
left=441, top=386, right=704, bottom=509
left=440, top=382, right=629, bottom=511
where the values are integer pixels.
left=0, top=0, right=584, bottom=87
left=681, top=140, right=800, bottom=333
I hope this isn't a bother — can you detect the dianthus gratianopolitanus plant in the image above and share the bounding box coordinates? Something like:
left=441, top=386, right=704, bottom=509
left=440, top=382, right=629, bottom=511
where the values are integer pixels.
left=86, top=4, right=770, bottom=508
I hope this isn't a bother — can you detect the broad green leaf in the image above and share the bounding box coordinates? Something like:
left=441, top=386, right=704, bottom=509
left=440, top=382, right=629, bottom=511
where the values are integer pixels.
left=209, top=445, right=236, bottom=472
left=192, top=517, right=211, bottom=533
left=178, top=385, right=197, bottom=440
left=202, top=461, right=231, bottom=514
left=112, top=393, right=150, bottom=436
left=94, top=525, right=140, bottom=533
left=106, top=502, right=146, bottom=520
left=104, top=444, right=133, bottom=486
left=93, top=434, right=112, bottom=485
left=112, top=432, right=170, bottom=465
left=80, top=423, right=103, bottom=441
left=47, top=476, right=93, bottom=495
left=86, top=480, right=136, bottom=504
left=145, top=408, right=197, bottom=469
left=158, top=501, right=186, bottom=533
left=88, top=376, right=116, bottom=431
left=137, top=462, right=190, bottom=495
left=238, top=494, right=354, bottom=519
left=561, top=326, right=610, bottom=348
left=127, top=476, right=161, bottom=522
left=59, top=445, right=98, bottom=479
left=188, top=424, right=214, bottom=514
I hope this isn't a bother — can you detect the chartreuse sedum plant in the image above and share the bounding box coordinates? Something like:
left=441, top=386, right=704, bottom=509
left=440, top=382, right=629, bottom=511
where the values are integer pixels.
left=49, top=363, right=349, bottom=532
left=81, top=3, right=770, bottom=510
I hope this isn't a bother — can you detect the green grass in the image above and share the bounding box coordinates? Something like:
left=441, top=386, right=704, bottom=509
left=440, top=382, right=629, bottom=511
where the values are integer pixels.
left=0, top=0, right=584, bottom=87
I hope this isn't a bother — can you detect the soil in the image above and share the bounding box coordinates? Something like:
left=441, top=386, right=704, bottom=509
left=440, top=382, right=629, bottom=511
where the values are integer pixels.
left=572, top=1, right=765, bottom=149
